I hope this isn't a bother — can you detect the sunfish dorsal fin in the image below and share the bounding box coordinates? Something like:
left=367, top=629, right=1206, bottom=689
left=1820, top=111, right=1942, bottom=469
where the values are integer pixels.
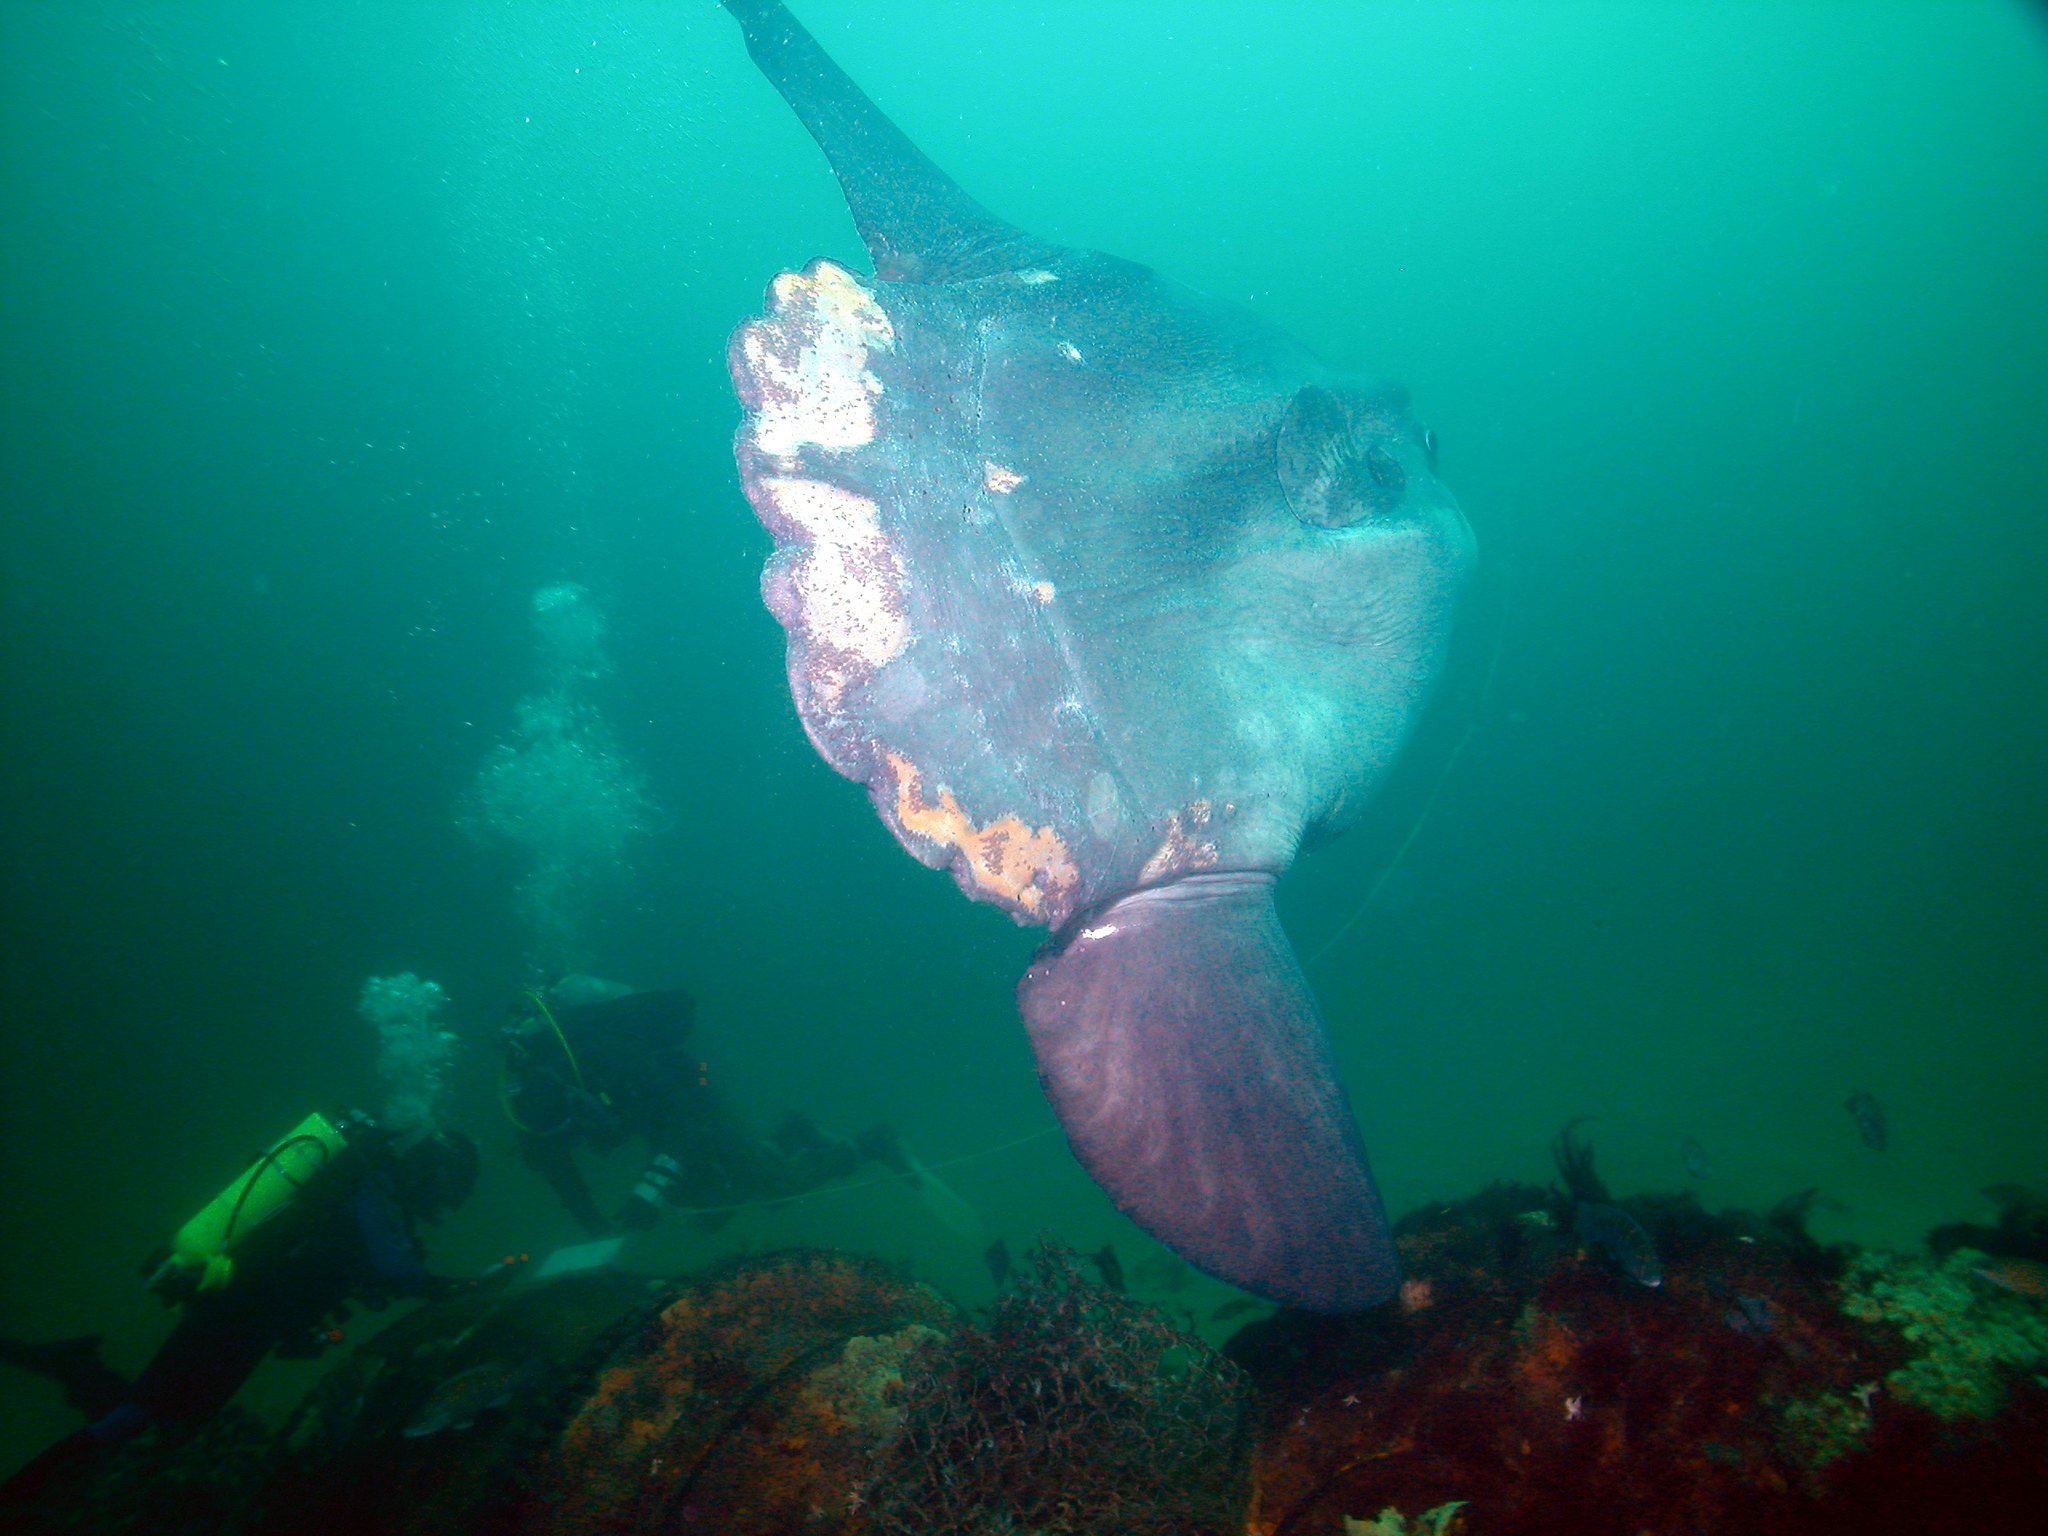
left=723, top=0, right=1062, bottom=282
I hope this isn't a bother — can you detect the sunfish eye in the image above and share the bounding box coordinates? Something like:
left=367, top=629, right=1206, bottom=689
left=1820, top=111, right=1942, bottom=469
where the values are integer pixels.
left=1422, top=426, right=1439, bottom=470
left=1278, top=385, right=1409, bottom=527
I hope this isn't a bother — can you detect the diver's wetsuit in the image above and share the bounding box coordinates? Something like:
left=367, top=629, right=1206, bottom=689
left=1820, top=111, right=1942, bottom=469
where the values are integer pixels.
left=137, top=1176, right=429, bottom=1423
left=0, top=1163, right=434, bottom=1508
left=506, top=988, right=871, bottom=1233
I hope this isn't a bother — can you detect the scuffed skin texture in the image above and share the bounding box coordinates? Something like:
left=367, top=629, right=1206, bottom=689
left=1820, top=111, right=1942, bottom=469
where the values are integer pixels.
left=721, top=0, right=1470, bottom=1309
left=728, top=251, right=1472, bottom=932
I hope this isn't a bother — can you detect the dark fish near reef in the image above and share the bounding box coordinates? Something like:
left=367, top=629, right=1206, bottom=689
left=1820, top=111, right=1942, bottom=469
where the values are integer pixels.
left=1680, top=1137, right=1713, bottom=1180
left=1723, top=1294, right=1774, bottom=1337
left=1551, top=1119, right=1658, bottom=1284
left=402, top=1360, right=530, bottom=1438
left=1926, top=1183, right=2048, bottom=1263
left=1844, top=1091, right=1888, bottom=1150
left=1087, top=1244, right=1127, bottom=1296
left=1135, top=1251, right=1195, bottom=1295
left=1765, top=1186, right=1844, bottom=1245
left=1981, top=1182, right=2048, bottom=1219
left=720, top=1, right=1473, bottom=1311
left=983, top=1237, right=1012, bottom=1289
left=1573, top=1201, right=1663, bottom=1288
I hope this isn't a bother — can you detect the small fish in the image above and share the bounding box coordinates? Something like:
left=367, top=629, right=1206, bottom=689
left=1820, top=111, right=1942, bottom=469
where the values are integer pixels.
left=1972, top=1257, right=2048, bottom=1299
left=402, top=1360, right=529, bottom=1438
left=1088, top=1243, right=1126, bottom=1295
left=1680, top=1137, right=1713, bottom=1180
left=1764, top=1186, right=1847, bottom=1246
left=1980, top=1184, right=2048, bottom=1243
left=1574, top=1201, right=1663, bottom=1288
left=1844, top=1091, right=1888, bottom=1151
left=1209, top=1296, right=1267, bottom=1321
left=983, top=1237, right=1012, bottom=1289
left=1133, top=1251, right=1194, bottom=1295
left=1723, top=1294, right=1774, bottom=1337
left=1981, top=1182, right=2047, bottom=1215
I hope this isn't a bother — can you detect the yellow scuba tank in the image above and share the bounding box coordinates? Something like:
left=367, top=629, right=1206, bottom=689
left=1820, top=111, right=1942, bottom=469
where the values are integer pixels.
left=153, top=1111, right=353, bottom=1298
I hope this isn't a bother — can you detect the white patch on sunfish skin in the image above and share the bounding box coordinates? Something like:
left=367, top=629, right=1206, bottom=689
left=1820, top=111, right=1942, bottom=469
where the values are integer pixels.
left=1084, top=772, right=1121, bottom=840
left=739, top=261, right=894, bottom=458
left=760, top=476, right=909, bottom=676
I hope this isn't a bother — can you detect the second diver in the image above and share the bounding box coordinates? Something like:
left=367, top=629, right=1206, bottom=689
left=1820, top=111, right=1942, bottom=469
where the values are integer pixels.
left=501, top=979, right=910, bottom=1235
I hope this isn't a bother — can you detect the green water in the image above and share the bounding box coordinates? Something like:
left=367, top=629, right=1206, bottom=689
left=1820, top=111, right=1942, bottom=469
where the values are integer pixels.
left=2, top=1, right=2044, bottom=1475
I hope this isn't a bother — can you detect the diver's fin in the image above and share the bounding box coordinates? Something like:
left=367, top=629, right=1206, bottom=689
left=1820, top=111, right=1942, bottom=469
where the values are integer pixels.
left=531, top=1238, right=625, bottom=1282
left=854, top=1124, right=989, bottom=1245
left=721, top=0, right=1061, bottom=282
left=1018, top=872, right=1400, bottom=1312
left=899, top=1143, right=990, bottom=1248
left=0, top=1335, right=129, bottom=1420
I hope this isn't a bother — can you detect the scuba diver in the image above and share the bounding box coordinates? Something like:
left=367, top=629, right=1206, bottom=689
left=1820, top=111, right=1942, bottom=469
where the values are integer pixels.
left=502, top=978, right=910, bottom=1235
left=0, top=1112, right=477, bottom=1509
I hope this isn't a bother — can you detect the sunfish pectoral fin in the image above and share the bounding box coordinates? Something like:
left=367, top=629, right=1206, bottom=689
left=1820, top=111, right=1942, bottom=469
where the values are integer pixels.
left=1018, top=872, right=1400, bottom=1312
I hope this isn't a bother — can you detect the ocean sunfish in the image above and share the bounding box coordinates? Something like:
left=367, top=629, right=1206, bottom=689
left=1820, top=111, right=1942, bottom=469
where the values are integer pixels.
left=720, top=0, right=1473, bottom=1310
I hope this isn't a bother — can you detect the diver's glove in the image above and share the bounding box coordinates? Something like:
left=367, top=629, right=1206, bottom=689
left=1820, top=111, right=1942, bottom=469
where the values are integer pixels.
left=614, top=1194, right=661, bottom=1232
left=417, top=1273, right=477, bottom=1300
left=856, top=1124, right=920, bottom=1187
left=616, top=1153, right=682, bottom=1231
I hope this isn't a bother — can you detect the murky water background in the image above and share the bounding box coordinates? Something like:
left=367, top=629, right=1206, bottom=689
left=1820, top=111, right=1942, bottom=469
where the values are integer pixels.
left=4, top=1, right=2043, bottom=1474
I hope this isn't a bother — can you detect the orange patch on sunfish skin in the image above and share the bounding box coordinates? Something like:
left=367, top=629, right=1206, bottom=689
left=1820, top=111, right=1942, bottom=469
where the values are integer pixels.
left=883, top=752, right=1077, bottom=920
left=984, top=461, right=1025, bottom=493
